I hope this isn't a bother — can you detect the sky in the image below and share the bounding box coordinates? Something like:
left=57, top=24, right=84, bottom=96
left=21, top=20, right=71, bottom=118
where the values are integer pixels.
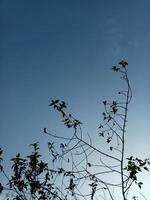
left=0, top=0, right=150, bottom=199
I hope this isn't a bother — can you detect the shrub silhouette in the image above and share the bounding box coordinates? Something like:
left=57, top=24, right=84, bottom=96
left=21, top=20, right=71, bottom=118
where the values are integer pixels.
left=0, top=61, right=149, bottom=200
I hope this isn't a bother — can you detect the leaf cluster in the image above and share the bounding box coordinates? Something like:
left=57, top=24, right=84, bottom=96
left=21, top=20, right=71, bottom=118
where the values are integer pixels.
left=112, top=60, right=128, bottom=72
left=49, top=99, right=82, bottom=129
left=0, top=144, right=65, bottom=200
left=124, top=156, right=150, bottom=189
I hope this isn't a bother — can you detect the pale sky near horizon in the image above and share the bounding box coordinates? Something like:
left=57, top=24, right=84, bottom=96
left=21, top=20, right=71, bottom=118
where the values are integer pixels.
left=0, top=0, right=150, bottom=199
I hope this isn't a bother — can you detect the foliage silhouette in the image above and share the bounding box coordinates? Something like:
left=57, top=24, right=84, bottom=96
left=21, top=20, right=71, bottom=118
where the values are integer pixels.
left=0, top=61, right=149, bottom=200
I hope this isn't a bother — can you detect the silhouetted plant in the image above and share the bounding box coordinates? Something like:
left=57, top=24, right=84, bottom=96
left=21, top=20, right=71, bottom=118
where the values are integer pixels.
left=0, top=61, right=149, bottom=200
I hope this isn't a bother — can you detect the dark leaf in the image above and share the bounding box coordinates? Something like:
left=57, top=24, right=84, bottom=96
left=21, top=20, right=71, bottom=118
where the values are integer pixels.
left=0, top=183, right=3, bottom=194
left=0, top=165, right=3, bottom=171
left=43, top=128, right=47, bottom=133
left=103, top=100, right=107, bottom=105
left=98, top=125, right=103, bottom=129
left=138, top=182, right=143, bottom=189
left=49, top=100, right=55, bottom=106
left=99, top=132, right=104, bottom=137
left=107, top=138, right=111, bottom=143
left=110, top=147, right=113, bottom=151
left=87, top=162, right=92, bottom=167
left=118, top=60, right=128, bottom=67
left=112, top=66, right=120, bottom=72
left=144, top=166, right=149, bottom=171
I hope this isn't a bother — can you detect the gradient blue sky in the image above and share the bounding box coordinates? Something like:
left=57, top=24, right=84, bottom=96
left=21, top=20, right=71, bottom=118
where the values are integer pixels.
left=0, top=0, right=150, bottom=198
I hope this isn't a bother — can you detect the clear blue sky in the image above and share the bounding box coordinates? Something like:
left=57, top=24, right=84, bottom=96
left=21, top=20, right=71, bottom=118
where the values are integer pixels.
left=0, top=0, right=150, bottom=199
